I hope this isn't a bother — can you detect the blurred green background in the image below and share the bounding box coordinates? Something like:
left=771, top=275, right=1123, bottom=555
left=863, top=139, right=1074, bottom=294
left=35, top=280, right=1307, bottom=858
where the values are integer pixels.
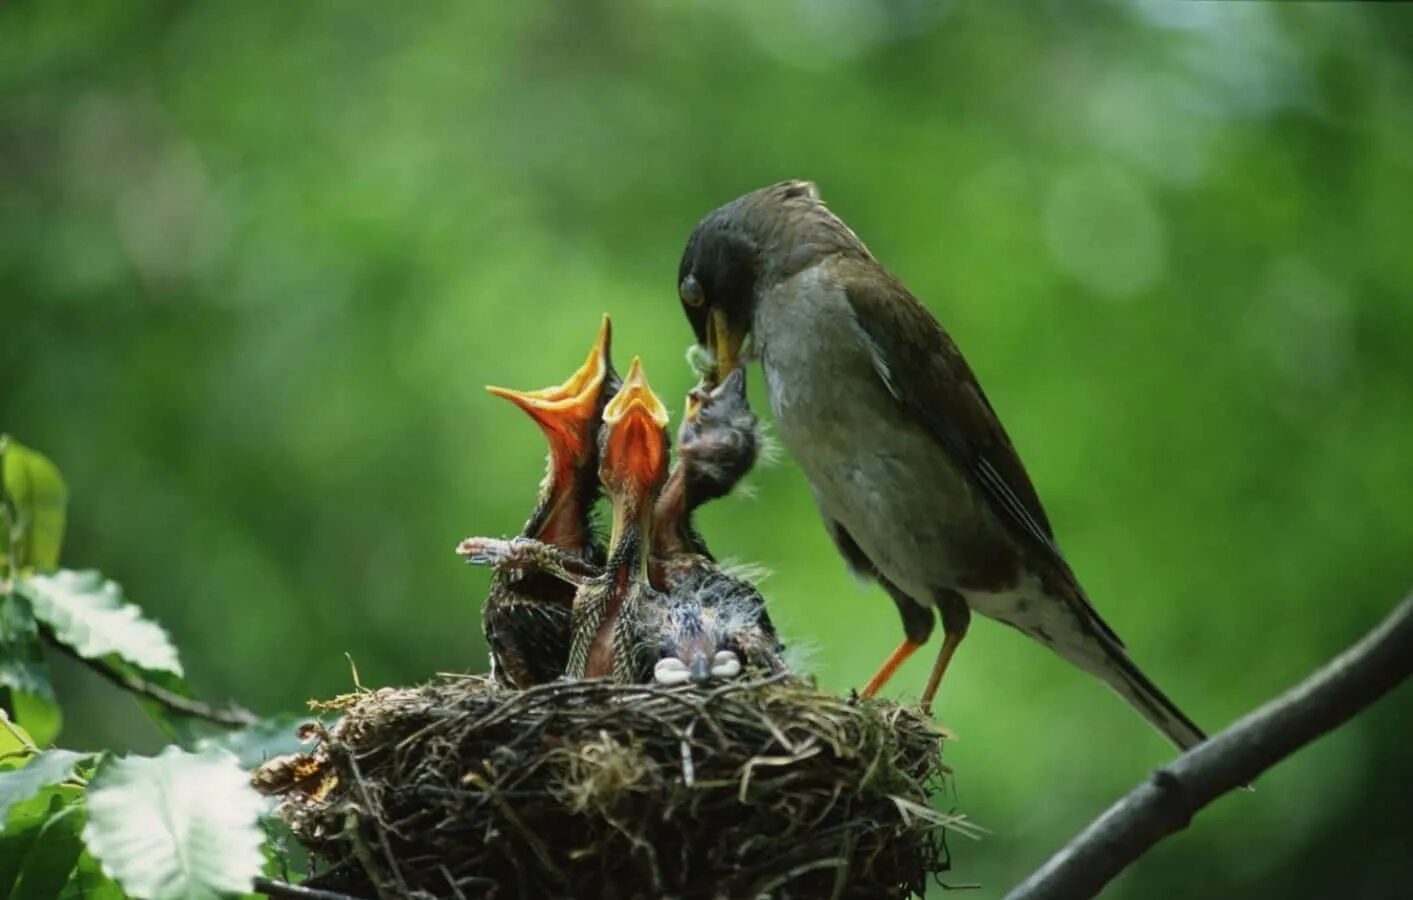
left=4, top=1, right=1411, bottom=896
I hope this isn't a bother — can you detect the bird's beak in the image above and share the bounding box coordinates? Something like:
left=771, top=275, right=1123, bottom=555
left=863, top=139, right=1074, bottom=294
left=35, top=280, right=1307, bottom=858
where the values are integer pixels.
left=601, top=357, right=670, bottom=497
left=684, top=364, right=745, bottom=422
left=688, top=651, right=712, bottom=684
left=707, top=308, right=743, bottom=385
left=486, top=315, right=613, bottom=461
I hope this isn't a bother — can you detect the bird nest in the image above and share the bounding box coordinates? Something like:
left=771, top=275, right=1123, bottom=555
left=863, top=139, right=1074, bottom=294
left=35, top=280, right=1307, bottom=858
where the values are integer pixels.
left=255, top=673, right=965, bottom=899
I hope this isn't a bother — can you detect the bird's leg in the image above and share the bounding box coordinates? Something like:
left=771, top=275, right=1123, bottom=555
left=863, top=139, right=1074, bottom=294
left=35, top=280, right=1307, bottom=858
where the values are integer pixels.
left=860, top=574, right=936, bottom=697
left=457, top=536, right=600, bottom=585
left=861, top=639, right=924, bottom=698
left=919, top=590, right=971, bottom=711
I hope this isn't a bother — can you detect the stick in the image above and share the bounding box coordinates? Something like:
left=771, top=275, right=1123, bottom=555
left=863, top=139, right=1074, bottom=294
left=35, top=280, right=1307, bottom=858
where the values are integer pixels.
left=252, top=876, right=367, bottom=900
left=1006, top=593, right=1413, bottom=900
left=40, top=628, right=259, bottom=728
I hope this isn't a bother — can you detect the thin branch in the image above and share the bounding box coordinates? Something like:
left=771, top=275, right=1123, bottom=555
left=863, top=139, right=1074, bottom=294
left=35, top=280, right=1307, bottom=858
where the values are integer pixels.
left=252, top=876, right=367, bottom=900
left=1006, top=593, right=1413, bottom=900
left=40, top=627, right=260, bottom=729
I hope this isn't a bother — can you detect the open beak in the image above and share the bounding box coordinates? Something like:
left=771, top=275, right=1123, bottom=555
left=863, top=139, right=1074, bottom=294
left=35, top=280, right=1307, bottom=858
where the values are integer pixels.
left=486, top=315, right=613, bottom=460
left=601, top=357, right=670, bottom=496
left=707, top=308, right=743, bottom=386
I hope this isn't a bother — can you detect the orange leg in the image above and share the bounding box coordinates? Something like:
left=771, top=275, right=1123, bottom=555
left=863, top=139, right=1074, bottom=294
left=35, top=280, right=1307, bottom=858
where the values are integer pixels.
left=861, top=639, right=923, bottom=698
left=918, top=630, right=965, bottom=711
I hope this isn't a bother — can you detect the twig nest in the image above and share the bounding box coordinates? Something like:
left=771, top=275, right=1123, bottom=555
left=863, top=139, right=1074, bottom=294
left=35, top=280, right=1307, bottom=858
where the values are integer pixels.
left=256, top=675, right=963, bottom=899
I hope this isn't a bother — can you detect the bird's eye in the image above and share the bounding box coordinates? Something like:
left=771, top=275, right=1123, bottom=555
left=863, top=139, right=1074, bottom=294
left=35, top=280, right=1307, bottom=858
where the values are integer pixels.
left=680, top=274, right=705, bottom=308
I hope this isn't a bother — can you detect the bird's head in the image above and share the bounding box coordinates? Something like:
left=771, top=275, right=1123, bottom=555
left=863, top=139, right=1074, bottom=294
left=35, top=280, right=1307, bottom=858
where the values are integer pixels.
left=650, top=600, right=744, bottom=687
left=600, top=357, right=671, bottom=532
left=680, top=366, right=758, bottom=508
left=485, top=314, right=616, bottom=471
left=678, top=180, right=864, bottom=384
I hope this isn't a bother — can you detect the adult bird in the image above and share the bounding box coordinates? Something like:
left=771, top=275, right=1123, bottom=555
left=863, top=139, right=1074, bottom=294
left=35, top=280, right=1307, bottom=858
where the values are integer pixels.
left=470, top=316, right=617, bottom=688
left=675, top=180, right=1205, bottom=750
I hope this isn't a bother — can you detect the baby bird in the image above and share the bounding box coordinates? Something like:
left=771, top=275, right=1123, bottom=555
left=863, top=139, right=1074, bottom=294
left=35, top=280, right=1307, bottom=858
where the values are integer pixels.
left=469, top=317, right=617, bottom=688
left=649, top=367, right=786, bottom=685
left=565, top=357, right=672, bottom=681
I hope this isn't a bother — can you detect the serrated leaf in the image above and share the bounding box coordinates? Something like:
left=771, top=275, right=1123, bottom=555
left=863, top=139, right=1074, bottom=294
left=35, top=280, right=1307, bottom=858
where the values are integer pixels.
left=84, top=746, right=266, bottom=900
left=0, top=592, right=55, bottom=703
left=0, top=750, right=89, bottom=824
left=0, top=437, right=69, bottom=573
left=21, top=570, right=183, bottom=677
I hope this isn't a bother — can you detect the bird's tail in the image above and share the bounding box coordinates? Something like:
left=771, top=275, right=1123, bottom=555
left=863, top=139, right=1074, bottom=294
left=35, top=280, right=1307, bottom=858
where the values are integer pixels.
left=1048, top=589, right=1207, bottom=752
left=1092, top=642, right=1207, bottom=752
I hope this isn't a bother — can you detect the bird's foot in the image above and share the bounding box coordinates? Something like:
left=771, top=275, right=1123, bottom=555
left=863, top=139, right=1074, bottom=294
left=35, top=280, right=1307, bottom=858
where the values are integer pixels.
left=457, top=536, right=516, bottom=568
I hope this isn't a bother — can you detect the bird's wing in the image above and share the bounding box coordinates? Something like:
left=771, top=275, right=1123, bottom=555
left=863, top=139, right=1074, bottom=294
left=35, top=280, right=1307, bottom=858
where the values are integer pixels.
left=838, top=258, right=1129, bottom=651
left=835, top=255, right=1058, bottom=556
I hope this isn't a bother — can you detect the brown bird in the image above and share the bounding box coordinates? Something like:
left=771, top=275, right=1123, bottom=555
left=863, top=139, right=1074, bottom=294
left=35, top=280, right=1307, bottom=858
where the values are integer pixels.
left=650, top=367, right=785, bottom=684
left=675, top=180, right=1205, bottom=750
left=469, top=317, right=617, bottom=688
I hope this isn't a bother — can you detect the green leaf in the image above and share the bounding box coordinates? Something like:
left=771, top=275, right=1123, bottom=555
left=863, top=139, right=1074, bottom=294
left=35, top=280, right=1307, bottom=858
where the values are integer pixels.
left=83, top=746, right=266, bottom=900
left=57, top=851, right=125, bottom=900
left=0, top=437, right=69, bottom=574
left=21, top=570, right=183, bottom=677
left=8, top=798, right=85, bottom=899
left=0, top=717, right=33, bottom=765
left=0, top=593, right=55, bottom=704
left=7, top=693, right=61, bottom=750
left=0, top=750, right=90, bottom=824
left=0, top=785, right=82, bottom=898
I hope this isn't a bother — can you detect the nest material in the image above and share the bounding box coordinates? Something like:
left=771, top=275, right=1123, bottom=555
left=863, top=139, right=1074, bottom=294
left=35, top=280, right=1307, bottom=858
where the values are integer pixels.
left=257, top=674, right=965, bottom=899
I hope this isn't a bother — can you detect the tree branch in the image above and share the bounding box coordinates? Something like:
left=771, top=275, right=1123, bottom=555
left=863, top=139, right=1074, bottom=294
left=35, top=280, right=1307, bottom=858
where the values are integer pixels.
left=40, top=627, right=260, bottom=729
left=253, top=876, right=366, bottom=900
left=1006, top=593, right=1413, bottom=900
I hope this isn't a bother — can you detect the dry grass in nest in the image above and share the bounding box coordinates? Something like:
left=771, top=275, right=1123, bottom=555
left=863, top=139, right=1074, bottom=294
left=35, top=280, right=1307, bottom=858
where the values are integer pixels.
left=255, top=674, right=971, bottom=899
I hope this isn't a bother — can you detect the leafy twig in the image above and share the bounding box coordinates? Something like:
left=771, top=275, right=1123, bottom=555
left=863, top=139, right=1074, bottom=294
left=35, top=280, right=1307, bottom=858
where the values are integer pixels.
left=1006, top=592, right=1413, bottom=900
left=39, top=627, right=259, bottom=729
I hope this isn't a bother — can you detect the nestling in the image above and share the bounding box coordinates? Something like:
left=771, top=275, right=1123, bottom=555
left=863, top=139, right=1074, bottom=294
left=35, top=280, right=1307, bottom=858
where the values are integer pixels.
left=470, top=317, right=618, bottom=688
left=650, top=366, right=785, bottom=685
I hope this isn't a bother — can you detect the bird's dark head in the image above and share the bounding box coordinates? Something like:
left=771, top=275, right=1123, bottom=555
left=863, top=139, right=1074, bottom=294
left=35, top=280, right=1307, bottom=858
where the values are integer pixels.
left=680, top=367, right=758, bottom=507
left=680, top=180, right=859, bottom=383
